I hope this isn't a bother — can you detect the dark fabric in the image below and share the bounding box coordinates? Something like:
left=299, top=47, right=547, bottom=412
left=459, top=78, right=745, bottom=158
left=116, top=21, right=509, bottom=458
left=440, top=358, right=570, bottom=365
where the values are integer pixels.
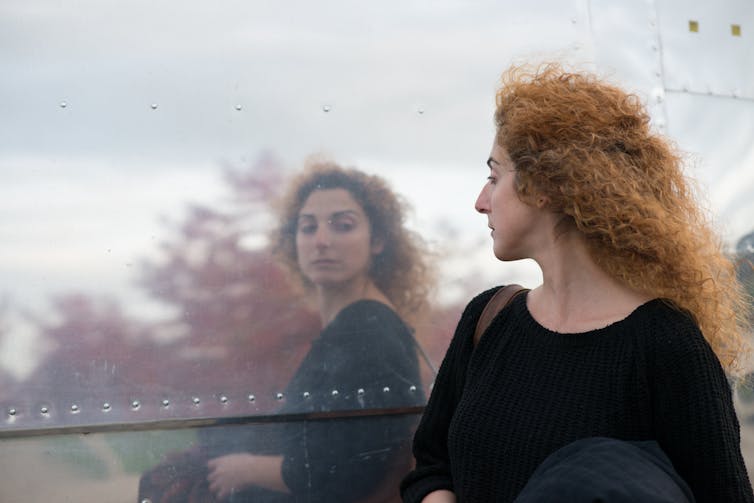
left=201, top=300, right=422, bottom=503
left=400, top=287, right=753, bottom=503
left=514, top=437, right=694, bottom=503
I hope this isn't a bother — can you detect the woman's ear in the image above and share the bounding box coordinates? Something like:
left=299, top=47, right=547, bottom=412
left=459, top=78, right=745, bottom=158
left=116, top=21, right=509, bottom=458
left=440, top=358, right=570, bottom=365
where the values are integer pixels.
left=535, top=195, right=550, bottom=209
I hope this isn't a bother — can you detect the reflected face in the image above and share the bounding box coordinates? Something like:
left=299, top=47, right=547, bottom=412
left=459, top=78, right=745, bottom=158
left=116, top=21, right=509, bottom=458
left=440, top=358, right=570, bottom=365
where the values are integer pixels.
left=475, top=142, right=545, bottom=261
left=295, top=188, right=381, bottom=289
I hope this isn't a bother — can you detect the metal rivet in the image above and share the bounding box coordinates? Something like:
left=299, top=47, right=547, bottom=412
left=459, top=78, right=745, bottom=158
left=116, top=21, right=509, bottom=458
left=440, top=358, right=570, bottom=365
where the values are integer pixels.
left=131, top=400, right=141, bottom=410
left=59, top=101, right=68, bottom=108
left=409, top=385, right=417, bottom=393
left=8, top=408, right=17, bottom=416
left=651, top=44, right=658, bottom=51
left=732, top=90, right=739, bottom=98
left=150, top=103, right=158, bottom=110
left=571, top=17, right=577, bottom=24
left=248, top=394, right=256, bottom=402
left=70, top=404, right=79, bottom=413
left=416, top=107, right=425, bottom=115
left=220, top=395, right=228, bottom=404
left=331, top=390, right=339, bottom=397
left=276, top=392, right=284, bottom=400
left=161, top=399, right=170, bottom=408
left=234, top=104, right=242, bottom=111
left=192, top=397, right=201, bottom=405
left=303, top=391, right=311, bottom=399
left=383, top=386, right=390, bottom=393
left=102, top=403, right=111, bottom=411
left=357, top=388, right=365, bottom=396
left=322, top=104, right=331, bottom=113
left=40, top=406, right=49, bottom=414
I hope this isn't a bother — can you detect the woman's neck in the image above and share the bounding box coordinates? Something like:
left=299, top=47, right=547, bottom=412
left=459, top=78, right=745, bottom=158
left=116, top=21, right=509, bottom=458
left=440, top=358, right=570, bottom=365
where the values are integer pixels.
left=528, top=230, right=651, bottom=333
left=315, top=278, right=391, bottom=325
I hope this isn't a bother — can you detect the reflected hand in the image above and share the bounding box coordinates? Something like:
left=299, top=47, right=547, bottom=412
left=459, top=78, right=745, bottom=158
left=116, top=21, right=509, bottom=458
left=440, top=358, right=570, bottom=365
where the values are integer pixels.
left=207, top=453, right=257, bottom=500
left=207, top=452, right=289, bottom=499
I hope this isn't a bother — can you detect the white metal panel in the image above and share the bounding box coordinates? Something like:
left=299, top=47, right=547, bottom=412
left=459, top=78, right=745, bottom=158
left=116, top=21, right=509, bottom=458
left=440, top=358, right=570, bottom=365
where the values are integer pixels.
left=588, top=0, right=668, bottom=129
left=656, top=0, right=754, bottom=99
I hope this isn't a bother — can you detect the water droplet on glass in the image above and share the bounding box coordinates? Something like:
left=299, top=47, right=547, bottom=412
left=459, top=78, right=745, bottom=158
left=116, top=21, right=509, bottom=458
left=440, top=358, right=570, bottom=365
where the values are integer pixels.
left=322, top=104, right=331, bottom=113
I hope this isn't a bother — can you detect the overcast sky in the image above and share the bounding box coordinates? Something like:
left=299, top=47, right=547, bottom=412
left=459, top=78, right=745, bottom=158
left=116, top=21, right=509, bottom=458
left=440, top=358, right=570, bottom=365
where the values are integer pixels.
left=1, top=0, right=753, bottom=377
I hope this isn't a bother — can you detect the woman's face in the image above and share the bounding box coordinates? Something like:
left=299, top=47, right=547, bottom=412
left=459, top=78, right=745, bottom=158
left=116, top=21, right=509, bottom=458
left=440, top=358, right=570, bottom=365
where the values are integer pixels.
left=295, top=188, right=382, bottom=289
left=475, top=142, right=548, bottom=261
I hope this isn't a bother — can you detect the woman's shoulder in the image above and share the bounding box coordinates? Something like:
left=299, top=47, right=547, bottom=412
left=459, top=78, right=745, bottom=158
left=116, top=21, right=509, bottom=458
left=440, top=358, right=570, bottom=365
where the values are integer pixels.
left=461, top=285, right=511, bottom=320
left=329, top=300, right=410, bottom=336
left=630, top=299, right=717, bottom=365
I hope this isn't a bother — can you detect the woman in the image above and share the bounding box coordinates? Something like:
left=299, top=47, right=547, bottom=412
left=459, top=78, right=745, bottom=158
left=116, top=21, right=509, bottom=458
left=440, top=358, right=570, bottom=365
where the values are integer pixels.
left=400, top=64, right=753, bottom=502
left=206, top=161, right=430, bottom=502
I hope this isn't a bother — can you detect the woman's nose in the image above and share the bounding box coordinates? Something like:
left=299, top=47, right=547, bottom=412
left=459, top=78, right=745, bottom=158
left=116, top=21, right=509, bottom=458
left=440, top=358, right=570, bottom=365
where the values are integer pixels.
left=475, top=185, right=490, bottom=214
left=314, top=226, right=332, bottom=247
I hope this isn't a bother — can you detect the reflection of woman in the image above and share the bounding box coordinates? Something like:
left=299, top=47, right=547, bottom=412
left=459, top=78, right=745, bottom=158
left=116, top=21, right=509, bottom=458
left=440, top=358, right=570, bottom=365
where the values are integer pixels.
left=401, top=64, right=753, bottom=502
left=207, top=161, right=430, bottom=501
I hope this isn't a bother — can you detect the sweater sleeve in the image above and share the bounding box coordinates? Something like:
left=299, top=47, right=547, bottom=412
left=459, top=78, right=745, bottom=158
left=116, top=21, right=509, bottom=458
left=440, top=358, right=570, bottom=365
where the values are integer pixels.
left=650, top=312, right=754, bottom=503
left=400, top=289, right=497, bottom=503
left=281, top=302, right=422, bottom=501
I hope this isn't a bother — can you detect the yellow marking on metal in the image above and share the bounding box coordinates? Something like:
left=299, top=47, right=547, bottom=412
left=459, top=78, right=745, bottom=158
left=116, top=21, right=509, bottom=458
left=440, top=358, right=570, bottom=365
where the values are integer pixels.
left=688, top=20, right=699, bottom=32
left=731, top=24, right=741, bottom=37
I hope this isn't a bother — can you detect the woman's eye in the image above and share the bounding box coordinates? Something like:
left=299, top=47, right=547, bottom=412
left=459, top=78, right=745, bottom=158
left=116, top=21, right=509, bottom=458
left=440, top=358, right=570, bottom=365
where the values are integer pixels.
left=298, top=223, right=317, bottom=235
left=487, top=176, right=497, bottom=185
left=331, top=219, right=356, bottom=233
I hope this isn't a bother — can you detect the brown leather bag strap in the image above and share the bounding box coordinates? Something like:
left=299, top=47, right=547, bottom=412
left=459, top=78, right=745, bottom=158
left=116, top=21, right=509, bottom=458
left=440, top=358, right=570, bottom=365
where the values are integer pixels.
left=473, top=284, right=529, bottom=346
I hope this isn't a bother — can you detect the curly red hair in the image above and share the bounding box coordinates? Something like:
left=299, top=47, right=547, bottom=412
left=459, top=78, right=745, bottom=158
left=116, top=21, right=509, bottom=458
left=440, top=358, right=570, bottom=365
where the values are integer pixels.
left=495, top=63, right=750, bottom=375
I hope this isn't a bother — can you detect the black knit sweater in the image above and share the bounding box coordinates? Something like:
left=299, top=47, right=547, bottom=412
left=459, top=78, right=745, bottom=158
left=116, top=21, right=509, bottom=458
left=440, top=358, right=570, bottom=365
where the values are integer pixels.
left=401, top=287, right=753, bottom=502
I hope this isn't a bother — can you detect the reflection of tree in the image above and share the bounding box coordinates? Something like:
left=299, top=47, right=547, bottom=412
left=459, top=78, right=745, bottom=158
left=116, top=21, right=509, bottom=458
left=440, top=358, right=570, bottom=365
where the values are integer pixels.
left=16, top=154, right=319, bottom=412
left=136, top=154, right=321, bottom=402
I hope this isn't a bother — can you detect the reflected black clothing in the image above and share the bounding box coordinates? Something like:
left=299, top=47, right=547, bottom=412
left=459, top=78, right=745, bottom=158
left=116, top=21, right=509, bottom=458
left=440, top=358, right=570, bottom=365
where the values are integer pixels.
left=401, top=287, right=753, bottom=503
left=237, top=300, right=423, bottom=502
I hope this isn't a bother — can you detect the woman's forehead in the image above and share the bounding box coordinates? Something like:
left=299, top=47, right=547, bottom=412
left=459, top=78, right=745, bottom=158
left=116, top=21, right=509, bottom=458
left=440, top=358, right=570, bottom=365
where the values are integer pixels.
left=298, top=188, right=365, bottom=217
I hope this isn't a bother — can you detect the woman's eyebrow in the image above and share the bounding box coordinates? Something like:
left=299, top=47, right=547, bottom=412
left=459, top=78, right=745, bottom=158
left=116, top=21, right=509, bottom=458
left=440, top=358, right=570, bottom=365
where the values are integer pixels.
left=486, top=157, right=500, bottom=169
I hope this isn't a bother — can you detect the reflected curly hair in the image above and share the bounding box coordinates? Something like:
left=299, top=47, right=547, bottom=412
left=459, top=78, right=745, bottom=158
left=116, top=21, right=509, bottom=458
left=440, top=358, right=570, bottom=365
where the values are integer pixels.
left=271, top=160, right=431, bottom=322
left=495, top=63, right=750, bottom=375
